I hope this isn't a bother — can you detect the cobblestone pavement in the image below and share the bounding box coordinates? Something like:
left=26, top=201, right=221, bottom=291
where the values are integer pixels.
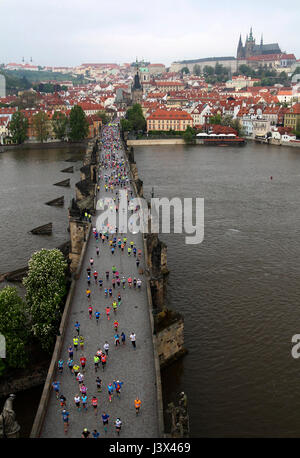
left=41, top=126, right=159, bottom=438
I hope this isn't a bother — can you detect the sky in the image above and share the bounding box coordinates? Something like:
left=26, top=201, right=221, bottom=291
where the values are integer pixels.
left=1, top=0, right=299, bottom=67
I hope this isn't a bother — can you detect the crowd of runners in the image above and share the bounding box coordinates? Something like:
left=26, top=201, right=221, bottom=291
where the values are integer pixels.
left=51, top=124, right=143, bottom=437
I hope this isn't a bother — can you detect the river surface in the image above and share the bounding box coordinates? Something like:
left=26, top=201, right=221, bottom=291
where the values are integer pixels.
left=134, top=142, right=300, bottom=437
left=0, top=145, right=84, bottom=436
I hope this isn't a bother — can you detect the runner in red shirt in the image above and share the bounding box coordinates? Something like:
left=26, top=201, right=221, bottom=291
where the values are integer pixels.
left=80, top=356, right=87, bottom=372
left=88, top=305, right=93, bottom=319
left=91, top=396, right=98, bottom=416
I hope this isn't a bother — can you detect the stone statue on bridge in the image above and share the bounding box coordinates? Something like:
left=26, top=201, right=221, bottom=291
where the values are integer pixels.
left=0, top=394, right=20, bottom=438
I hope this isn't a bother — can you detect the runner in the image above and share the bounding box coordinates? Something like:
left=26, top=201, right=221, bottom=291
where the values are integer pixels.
left=74, top=321, right=80, bottom=335
left=96, top=377, right=102, bottom=392
left=130, top=332, right=136, bottom=349
left=107, top=383, right=114, bottom=402
left=77, top=372, right=84, bottom=386
left=92, top=429, right=100, bottom=438
left=81, top=428, right=90, bottom=438
left=74, top=394, right=81, bottom=411
left=113, top=380, right=123, bottom=398
left=105, top=306, right=111, bottom=321
left=94, top=354, right=100, bottom=372
left=80, top=355, right=86, bottom=372
left=115, top=418, right=122, bottom=435
left=104, top=341, right=109, bottom=356
left=67, top=357, right=74, bottom=373
left=134, top=397, right=142, bottom=415
left=62, top=409, right=69, bottom=434
left=57, top=359, right=64, bottom=374
left=88, top=305, right=93, bottom=319
left=91, top=396, right=98, bottom=416
left=52, top=380, right=60, bottom=399
left=73, top=336, right=79, bottom=351
left=101, top=412, right=109, bottom=433
left=95, top=310, right=101, bottom=324
left=121, top=331, right=126, bottom=345
left=114, top=333, right=120, bottom=347
left=93, top=270, right=98, bottom=283
left=68, top=345, right=73, bottom=359
left=101, top=353, right=107, bottom=371
left=81, top=394, right=88, bottom=411
left=59, top=394, right=66, bottom=408
left=73, top=363, right=80, bottom=378
left=79, top=335, right=85, bottom=350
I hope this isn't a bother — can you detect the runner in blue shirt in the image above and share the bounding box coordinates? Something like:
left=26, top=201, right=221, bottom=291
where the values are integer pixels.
left=95, top=310, right=101, bottom=324
left=62, top=409, right=69, bottom=434
left=81, top=395, right=88, bottom=411
left=107, top=383, right=114, bottom=402
left=52, top=381, right=60, bottom=398
left=101, top=412, right=110, bottom=432
left=58, top=359, right=64, bottom=374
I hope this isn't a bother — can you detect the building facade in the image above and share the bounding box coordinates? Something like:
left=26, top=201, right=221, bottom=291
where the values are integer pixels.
left=147, top=109, right=193, bottom=132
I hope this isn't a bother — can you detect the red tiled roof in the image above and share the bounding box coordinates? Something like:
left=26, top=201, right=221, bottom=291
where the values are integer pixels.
left=247, top=53, right=296, bottom=61
left=147, top=109, right=192, bottom=121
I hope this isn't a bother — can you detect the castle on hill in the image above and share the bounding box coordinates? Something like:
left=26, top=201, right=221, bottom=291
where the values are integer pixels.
left=237, top=27, right=281, bottom=59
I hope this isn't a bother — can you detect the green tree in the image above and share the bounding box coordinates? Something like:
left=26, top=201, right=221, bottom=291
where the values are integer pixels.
left=182, top=125, right=196, bottom=144
left=33, top=111, right=50, bottom=142
left=180, top=66, right=190, bottom=74
left=69, top=105, right=89, bottom=141
left=9, top=111, right=28, bottom=144
left=52, top=111, right=68, bottom=140
left=23, top=249, right=67, bottom=353
left=238, top=64, right=255, bottom=77
left=95, top=110, right=109, bottom=125
left=292, top=66, right=300, bottom=76
left=126, top=103, right=146, bottom=132
left=209, top=113, right=222, bottom=124
left=0, top=286, right=30, bottom=370
left=120, top=118, right=132, bottom=132
left=203, top=65, right=214, bottom=76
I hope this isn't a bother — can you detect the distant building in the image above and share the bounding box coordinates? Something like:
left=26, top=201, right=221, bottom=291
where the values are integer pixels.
left=170, top=56, right=237, bottom=74
left=237, top=28, right=281, bottom=59
left=131, top=70, right=143, bottom=104
left=148, top=64, right=166, bottom=75
left=0, top=75, right=6, bottom=98
left=284, top=103, right=300, bottom=130
left=147, top=108, right=193, bottom=131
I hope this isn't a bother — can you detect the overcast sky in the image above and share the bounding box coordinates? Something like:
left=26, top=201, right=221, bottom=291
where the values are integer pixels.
left=1, top=0, right=299, bottom=67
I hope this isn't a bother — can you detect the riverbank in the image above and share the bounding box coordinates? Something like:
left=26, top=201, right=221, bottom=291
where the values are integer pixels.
left=246, top=136, right=300, bottom=148
left=127, top=138, right=185, bottom=146
left=1, top=140, right=88, bottom=152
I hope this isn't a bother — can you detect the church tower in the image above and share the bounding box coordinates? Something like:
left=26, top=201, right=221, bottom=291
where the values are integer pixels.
left=245, top=27, right=256, bottom=58
left=237, top=34, right=244, bottom=59
left=131, top=69, right=143, bottom=105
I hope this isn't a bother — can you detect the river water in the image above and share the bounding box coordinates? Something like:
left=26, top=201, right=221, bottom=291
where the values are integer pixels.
left=0, top=146, right=83, bottom=274
left=0, top=145, right=83, bottom=436
left=134, top=142, right=300, bottom=437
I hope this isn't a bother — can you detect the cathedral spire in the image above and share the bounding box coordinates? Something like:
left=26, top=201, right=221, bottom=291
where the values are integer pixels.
left=249, top=26, right=253, bottom=41
left=260, top=34, right=263, bottom=46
